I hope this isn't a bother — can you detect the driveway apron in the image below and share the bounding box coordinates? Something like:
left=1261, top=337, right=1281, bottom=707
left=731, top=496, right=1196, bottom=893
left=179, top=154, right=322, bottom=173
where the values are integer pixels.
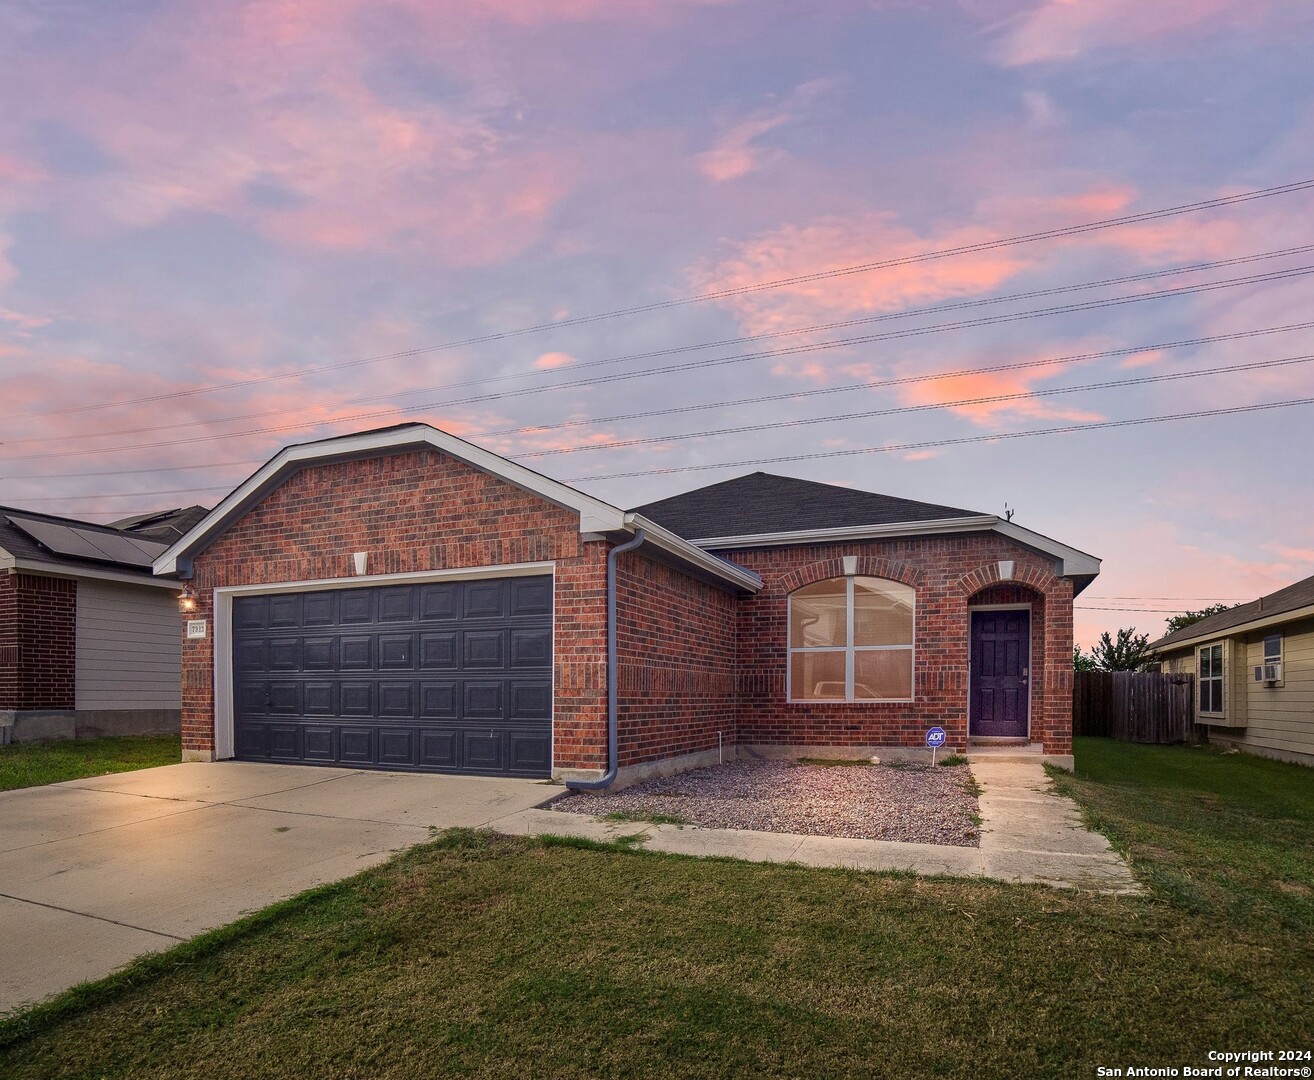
left=0, top=762, right=548, bottom=1014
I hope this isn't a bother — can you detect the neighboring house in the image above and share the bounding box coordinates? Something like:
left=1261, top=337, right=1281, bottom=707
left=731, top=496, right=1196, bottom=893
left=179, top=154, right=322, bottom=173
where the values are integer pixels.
left=153, top=423, right=1100, bottom=782
left=0, top=505, right=207, bottom=743
left=1147, top=573, right=1314, bottom=767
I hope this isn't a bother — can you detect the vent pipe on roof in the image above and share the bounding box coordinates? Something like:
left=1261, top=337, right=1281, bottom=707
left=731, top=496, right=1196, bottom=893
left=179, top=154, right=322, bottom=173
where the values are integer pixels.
left=566, top=528, right=646, bottom=792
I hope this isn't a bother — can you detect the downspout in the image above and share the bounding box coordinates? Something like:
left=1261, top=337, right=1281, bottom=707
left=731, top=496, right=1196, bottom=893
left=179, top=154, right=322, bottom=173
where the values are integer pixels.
left=566, top=528, right=646, bottom=791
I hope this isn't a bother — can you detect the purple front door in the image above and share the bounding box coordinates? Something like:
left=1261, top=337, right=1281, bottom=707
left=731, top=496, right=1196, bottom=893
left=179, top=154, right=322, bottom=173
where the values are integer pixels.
left=969, top=609, right=1031, bottom=738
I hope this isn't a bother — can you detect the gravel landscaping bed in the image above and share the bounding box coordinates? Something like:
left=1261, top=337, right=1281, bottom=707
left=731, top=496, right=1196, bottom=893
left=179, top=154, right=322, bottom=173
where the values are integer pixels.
left=556, top=757, right=981, bottom=847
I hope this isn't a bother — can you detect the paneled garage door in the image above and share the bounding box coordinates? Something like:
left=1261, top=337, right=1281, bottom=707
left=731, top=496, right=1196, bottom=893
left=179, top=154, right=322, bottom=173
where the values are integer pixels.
left=232, top=576, right=552, bottom=777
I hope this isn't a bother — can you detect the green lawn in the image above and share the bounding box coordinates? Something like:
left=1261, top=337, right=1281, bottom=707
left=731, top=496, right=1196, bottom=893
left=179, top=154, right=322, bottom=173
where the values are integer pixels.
left=0, top=735, right=181, bottom=791
left=0, top=738, right=1310, bottom=1078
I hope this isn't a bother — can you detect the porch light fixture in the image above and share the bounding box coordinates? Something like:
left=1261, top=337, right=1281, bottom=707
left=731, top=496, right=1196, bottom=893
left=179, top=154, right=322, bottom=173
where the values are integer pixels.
left=178, top=582, right=198, bottom=614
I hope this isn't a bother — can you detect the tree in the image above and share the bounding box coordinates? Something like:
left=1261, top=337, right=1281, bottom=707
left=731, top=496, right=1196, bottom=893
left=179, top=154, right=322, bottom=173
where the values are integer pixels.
left=1164, top=603, right=1234, bottom=636
left=1087, top=627, right=1152, bottom=671
left=1072, top=645, right=1098, bottom=672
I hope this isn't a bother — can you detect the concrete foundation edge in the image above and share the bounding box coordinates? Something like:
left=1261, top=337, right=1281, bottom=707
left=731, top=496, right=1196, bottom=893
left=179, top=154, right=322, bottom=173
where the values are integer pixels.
left=0, top=709, right=182, bottom=743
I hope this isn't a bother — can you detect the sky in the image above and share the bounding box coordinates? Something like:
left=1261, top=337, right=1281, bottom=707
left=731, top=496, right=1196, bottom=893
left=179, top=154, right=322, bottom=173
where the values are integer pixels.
left=1, top=0, right=1313, bottom=647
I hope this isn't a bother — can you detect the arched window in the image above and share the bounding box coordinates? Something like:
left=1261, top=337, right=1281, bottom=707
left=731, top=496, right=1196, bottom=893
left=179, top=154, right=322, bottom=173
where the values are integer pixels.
left=788, top=576, right=914, bottom=702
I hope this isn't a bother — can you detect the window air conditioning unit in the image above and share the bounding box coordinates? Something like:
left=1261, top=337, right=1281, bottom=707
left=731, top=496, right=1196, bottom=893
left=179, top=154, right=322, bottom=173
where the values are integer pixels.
left=1254, top=663, right=1282, bottom=684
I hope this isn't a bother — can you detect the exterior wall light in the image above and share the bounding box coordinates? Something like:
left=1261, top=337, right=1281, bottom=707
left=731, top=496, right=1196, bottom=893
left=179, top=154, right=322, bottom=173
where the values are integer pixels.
left=179, top=582, right=198, bottom=613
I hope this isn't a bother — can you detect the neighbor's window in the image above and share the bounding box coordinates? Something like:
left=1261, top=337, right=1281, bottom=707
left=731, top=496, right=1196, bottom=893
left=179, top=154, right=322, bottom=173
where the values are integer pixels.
left=788, top=576, right=914, bottom=702
left=1264, top=634, right=1283, bottom=666
left=1198, top=642, right=1224, bottom=716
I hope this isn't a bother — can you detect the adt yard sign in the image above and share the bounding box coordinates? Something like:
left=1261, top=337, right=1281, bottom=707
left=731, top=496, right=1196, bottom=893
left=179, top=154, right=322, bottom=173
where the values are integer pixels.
left=925, top=726, right=946, bottom=765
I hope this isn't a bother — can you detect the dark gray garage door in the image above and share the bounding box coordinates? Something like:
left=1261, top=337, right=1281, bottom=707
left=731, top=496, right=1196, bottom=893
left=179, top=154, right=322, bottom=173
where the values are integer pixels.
left=232, top=576, right=552, bottom=777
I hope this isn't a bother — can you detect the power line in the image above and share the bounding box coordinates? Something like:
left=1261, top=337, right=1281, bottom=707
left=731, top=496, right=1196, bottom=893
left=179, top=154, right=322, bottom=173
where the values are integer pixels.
left=6, top=263, right=1313, bottom=464
left=566, top=396, right=1314, bottom=481
left=7, top=318, right=1311, bottom=485
left=511, top=352, right=1314, bottom=460
left=7, top=179, right=1313, bottom=422
left=19, top=391, right=1314, bottom=505
left=1074, top=606, right=1193, bottom=613
left=9, top=247, right=1310, bottom=450
left=1081, top=596, right=1247, bottom=602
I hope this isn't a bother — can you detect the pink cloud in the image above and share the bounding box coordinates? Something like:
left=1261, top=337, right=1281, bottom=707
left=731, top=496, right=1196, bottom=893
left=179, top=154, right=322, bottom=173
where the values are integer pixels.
left=992, top=0, right=1306, bottom=67
left=697, top=80, right=833, bottom=183
left=698, top=114, right=792, bottom=183
left=895, top=360, right=1105, bottom=427
left=2, top=1, right=588, bottom=265
left=688, top=212, right=1034, bottom=341
left=534, top=351, right=576, bottom=369
left=0, top=308, right=53, bottom=331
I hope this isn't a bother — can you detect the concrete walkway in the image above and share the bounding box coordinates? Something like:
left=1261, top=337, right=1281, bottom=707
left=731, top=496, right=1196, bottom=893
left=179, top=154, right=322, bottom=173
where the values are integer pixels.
left=494, top=758, right=1140, bottom=894
left=0, top=763, right=548, bottom=1014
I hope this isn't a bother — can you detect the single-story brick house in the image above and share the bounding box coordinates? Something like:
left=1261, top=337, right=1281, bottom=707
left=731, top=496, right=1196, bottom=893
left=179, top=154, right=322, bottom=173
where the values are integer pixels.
left=1, top=505, right=206, bottom=743
left=153, top=423, right=1099, bottom=783
left=1147, top=572, right=1314, bottom=767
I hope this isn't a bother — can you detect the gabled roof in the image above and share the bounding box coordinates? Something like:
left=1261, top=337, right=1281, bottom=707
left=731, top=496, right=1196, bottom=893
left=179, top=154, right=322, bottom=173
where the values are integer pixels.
left=154, top=423, right=762, bottom=594
left=1149, top=571, right=1314, bottom=652
left=631, top=471, right=1101, bottom=585
left=0, top=506, right=184, bottom=590
left=632, top=472, right=980, bottom=539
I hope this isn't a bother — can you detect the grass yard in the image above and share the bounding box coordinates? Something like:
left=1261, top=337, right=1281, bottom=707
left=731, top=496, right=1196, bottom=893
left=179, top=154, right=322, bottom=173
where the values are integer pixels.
left=0, top=738, right=1310, bottom=1079
left=0, top=734, right=181, bottom=792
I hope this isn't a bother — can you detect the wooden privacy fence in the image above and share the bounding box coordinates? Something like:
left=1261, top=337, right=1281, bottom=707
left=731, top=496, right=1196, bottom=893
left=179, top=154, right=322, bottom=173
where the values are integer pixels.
left=1073, top=670, right=1198, bottom=743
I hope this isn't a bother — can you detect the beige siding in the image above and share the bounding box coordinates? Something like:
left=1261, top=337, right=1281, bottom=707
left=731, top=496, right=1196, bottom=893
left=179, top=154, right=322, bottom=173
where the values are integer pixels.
left=1239, top=617, right=1314, bottom=763
left=1158, top=617, right=1314, bottom=765
left=75, top=581, right=181, bottom=710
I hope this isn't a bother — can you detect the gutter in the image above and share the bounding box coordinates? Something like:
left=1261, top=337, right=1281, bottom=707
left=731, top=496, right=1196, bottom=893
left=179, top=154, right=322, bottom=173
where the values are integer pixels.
left=1148, top=601, right=1314, bottom=655
left=565, top=528, right=646, bottom=792
left=624, top=512, right=761, bottom=593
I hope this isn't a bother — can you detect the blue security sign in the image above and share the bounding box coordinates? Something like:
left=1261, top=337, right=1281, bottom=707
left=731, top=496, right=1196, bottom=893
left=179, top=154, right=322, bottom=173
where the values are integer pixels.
left=925, top=727, right=947, bottom=748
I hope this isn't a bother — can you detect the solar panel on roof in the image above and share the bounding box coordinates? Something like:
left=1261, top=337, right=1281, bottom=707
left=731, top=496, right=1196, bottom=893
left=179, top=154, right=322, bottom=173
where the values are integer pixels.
left=5, top=515, right=168, bottom=569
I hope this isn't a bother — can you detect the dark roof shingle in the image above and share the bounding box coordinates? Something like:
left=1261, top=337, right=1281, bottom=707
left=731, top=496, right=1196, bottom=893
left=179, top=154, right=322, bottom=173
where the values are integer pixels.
left=1149, top=570, right=1314, bottom=650
left=630, top=472, right=982, bottom=541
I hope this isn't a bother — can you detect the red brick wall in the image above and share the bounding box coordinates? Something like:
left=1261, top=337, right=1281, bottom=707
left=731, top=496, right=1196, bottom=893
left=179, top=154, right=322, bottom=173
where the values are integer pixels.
left=614, top=550, right=738, bottom=767
left=0, top=574, right=77, bottom=710
left=0, top=575, right=17, bottom=710
left=723, top=534, right=1074, bottom=754
left=182, top=450, right=609, bottom=769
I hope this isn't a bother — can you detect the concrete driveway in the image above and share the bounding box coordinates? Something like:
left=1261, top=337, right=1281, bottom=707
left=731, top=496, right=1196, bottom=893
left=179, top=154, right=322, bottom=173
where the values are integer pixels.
left=0, top=762, right=550, bottom=1014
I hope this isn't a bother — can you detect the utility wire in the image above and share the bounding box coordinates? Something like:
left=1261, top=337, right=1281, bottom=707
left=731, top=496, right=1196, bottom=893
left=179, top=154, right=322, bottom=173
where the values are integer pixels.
left=7, top=245, right=1314, bottom=448
left=511, top=352, right=1314, bottom=459
left=566, top=396, right=1314, bottom=481
left=6, top=178, right=1313, bottom=422
left=5, top=263, right=1312, bottom=462
left=19, top=390, right=1314, bottom=503
left=8, top=319, right=1311, bottom=483
left=8, top=245, right=1310, bottom=447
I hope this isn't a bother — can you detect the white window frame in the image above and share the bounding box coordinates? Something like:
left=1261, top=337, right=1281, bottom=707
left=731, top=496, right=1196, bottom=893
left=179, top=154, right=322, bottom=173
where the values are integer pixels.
left=1197, top=641, right=1225, bottom=719
left=1259, top=633, right=1284, bottom=686
left=786, top=575, right=915, bottom=704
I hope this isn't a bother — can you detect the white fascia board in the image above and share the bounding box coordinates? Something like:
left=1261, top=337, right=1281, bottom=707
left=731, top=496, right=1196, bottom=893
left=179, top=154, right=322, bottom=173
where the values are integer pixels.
left=154, top=424, right=628, bottom=576
left=689, top=515, right=1101, bottom=581
left=11, top=559, right=183, bottom=591
left=624, top=513, right=762, bottom=593
left=1149, top=602, right=1314, bottom=655
left=689, top=516, right=1000, bottom=550
left=991, top=521, right=1101, bottom=578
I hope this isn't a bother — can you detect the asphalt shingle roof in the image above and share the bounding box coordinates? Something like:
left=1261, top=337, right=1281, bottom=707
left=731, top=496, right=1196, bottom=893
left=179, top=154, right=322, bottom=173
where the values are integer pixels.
left=630, top=472, right=982, bottom=542
left=1149, top=570, right=1314, bottom=651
